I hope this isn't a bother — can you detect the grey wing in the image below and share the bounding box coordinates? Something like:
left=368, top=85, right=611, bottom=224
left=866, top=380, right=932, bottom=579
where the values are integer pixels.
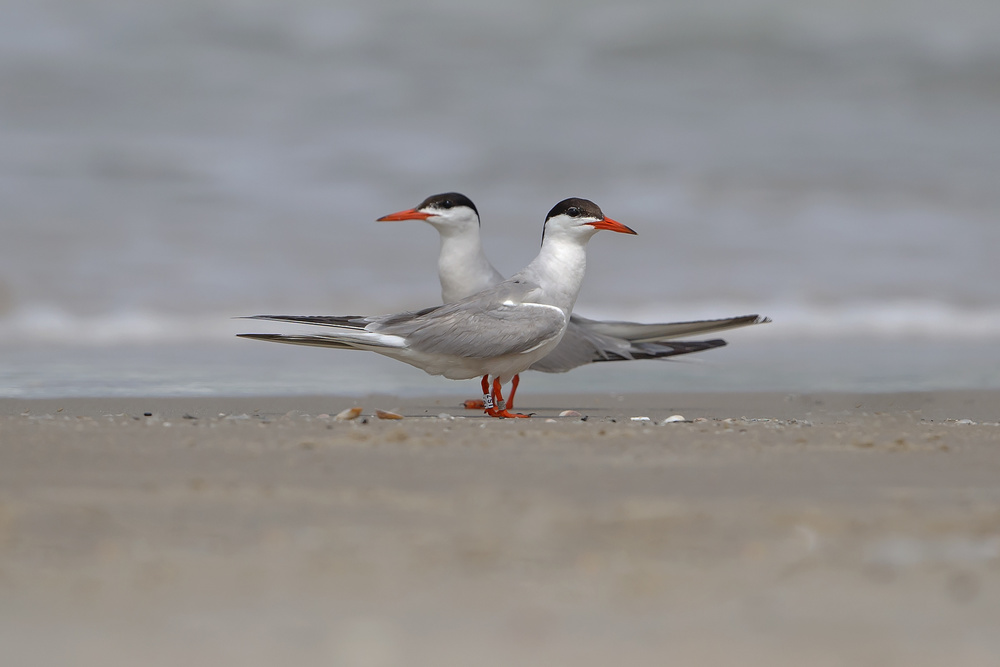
left=530, top=326, right=728, bottom=372
left=394, top=300, right=568, bottom=359
left=571, top=314, right=770, bottom=342
left=527, top=313, right=769, bottom=372
left=528, top=321, right=630, bottom=371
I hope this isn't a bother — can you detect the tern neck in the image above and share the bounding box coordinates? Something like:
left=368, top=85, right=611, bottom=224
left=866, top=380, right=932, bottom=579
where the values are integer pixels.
left=434, top=223, right=504, bottom=304
left=522, top=234, right=590, bottom=314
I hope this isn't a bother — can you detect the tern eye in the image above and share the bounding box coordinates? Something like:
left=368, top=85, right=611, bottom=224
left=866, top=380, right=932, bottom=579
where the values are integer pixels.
left=439, top=200, right=453, bottom=209
left=566, top=206, right=581, bottom=217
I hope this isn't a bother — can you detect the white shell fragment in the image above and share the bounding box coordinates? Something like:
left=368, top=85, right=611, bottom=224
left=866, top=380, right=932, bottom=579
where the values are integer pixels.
left=334, top=407, right=363, bottom=421
left=375, top=409, right=404, bottom=420
left=661, top=415, right=687, bottom=423
left=559, top=410, right=582, bottom=417
left=630, top=416, right=651, bottom=421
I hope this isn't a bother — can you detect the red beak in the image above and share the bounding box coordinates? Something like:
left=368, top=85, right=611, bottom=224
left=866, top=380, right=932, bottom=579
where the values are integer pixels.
left=587, top=217, right=637, bottom=235
left=376, top=208, right=432, bottom=222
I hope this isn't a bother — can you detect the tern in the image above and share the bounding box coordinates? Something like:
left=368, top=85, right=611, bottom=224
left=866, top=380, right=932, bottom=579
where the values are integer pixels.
left=377, top=192, right=769, bottom=409
left=239, top=198, right=638, bottom=418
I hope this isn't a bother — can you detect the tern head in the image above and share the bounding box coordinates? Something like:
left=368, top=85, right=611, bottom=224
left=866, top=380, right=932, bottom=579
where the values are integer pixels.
left=377, top=192, right=480, bottom=233
left=541, top=198, right=637, bottom=243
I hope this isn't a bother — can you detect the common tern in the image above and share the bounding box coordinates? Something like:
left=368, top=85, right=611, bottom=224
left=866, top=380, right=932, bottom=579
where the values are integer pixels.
left=239, top=198, right=637, bottom=418
left=378, top=192, right=769, bottom=409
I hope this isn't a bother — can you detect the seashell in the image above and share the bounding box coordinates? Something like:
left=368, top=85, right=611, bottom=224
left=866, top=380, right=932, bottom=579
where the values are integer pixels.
left=334, top=407, right=363, bottom=421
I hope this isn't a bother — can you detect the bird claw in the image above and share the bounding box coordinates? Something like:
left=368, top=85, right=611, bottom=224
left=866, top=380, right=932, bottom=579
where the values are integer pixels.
left=495, top=410, right=530, bottom=419
left=483, top=406, right=531, bottom=419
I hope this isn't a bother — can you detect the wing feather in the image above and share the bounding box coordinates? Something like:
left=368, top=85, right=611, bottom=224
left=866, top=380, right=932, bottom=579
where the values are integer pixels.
left=397, top=301, right=567, bottom=359
left=572, top=314, right=769, bottom=342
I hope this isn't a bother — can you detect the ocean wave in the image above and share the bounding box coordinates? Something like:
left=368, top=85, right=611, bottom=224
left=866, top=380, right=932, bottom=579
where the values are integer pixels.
left=0, top=307, right=239, bottom=345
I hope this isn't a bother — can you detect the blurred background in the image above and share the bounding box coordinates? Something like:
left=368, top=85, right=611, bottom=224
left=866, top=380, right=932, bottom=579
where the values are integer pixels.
left=1, top=0, right=998, bottom=397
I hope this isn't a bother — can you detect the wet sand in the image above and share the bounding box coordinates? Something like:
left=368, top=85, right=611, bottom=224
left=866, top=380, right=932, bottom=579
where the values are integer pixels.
left=2, top=391, right=999, bottom=666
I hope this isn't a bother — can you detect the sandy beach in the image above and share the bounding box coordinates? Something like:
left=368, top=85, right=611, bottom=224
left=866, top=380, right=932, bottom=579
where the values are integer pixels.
left=4, top=0, right=1000, bottom=663
left=1, top=390, right=999, bottom=666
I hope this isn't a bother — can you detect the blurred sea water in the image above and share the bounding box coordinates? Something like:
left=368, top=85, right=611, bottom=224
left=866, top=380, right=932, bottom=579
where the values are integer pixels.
left=2, top=0, right=999, bottom=396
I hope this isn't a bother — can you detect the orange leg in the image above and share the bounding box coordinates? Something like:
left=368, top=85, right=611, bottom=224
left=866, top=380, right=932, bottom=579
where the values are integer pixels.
left=488, top=377, right=530, bottom=419
left=463, top=375, right=490, bottom=410
left=466, top=373, right=522, bottom=411
left=506, top=374, right=520, bottom=410
left=483, top=377, right=502, bottom=417
left=481, top=375, right=500, bottom=417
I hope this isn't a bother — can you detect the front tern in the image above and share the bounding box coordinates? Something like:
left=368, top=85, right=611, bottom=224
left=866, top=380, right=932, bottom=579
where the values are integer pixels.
left=238, top=198, right=636, bottom=418
left=378, top=192, right=769, bottom=409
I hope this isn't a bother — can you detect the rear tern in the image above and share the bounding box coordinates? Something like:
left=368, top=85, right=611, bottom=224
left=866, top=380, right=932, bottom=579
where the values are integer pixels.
left=378, top=192, right=769, bottom=409
left=239, top=198, right=637, bottom=418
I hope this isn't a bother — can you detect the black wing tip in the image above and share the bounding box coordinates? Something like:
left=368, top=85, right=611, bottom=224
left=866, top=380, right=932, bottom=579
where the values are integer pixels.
left=730, top=314, right=771, bottom=325
left=593, top=338, right=729, bottom=363
left=234, top=315, right=305, bottom=322
left=236, top=333, right=283, bottom=340
left=235, top=314, right=369, bottom=327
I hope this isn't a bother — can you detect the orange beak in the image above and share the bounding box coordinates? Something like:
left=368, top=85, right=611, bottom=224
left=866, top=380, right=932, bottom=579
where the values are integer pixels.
left=376, top=208, right=432, bottom=222
left=587, top=217, right=637, bottom=235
